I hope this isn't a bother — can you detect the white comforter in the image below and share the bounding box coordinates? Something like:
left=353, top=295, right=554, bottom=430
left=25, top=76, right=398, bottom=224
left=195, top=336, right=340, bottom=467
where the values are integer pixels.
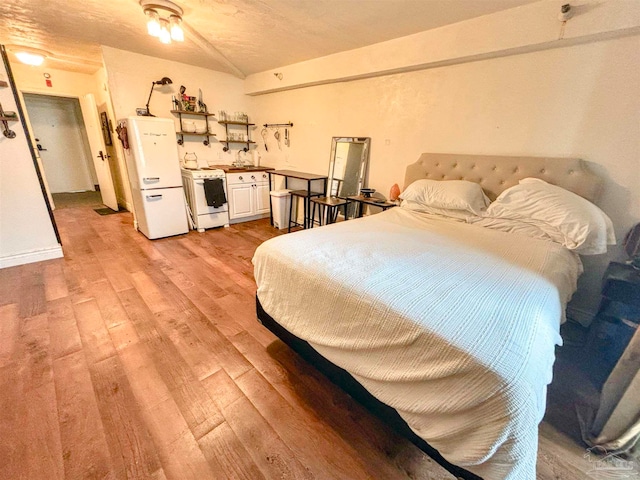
left=253, top=208, right=583, bottom=479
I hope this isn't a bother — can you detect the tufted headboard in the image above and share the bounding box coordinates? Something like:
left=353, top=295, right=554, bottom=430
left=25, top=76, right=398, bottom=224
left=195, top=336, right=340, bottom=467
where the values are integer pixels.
left=403, top=153, right=602, bottom=202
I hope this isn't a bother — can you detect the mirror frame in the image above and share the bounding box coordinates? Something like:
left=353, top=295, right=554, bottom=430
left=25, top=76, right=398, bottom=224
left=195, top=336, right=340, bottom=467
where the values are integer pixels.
left=328, top=137, right=371, bottom=200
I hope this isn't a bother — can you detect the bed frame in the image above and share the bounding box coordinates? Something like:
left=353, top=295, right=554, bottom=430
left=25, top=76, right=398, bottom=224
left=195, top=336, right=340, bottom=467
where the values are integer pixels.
left=256, top=298, right=482, bottom=479
left=404, top=153, right=601, bottom=202
left=256, top=153, right=602, bottom=479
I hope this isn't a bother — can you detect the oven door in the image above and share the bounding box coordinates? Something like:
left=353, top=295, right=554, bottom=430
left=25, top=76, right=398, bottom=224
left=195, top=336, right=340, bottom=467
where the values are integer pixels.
left=193, top=178, right=228, bottom=214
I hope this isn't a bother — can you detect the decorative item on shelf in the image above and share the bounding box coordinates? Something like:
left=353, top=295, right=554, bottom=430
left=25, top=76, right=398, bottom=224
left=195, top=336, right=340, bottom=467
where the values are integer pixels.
left=360, top=188, right=375, bottom=198
left=197, top=89, right=207, bottom=113
left=389, top=183, right=401, bottom=202
left=171, top=108, right=216, bottom=145
left=141, top=76, right=172, bottom=117
left=141, top=0, right=184, bottom=44
left=182, top=120, right=196, bottom=133
left=218, top=112, right=254, bottom=152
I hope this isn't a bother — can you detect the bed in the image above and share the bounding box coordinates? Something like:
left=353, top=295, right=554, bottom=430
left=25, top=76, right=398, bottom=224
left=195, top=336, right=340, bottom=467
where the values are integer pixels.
left=252, top=154, right=605, bottom=480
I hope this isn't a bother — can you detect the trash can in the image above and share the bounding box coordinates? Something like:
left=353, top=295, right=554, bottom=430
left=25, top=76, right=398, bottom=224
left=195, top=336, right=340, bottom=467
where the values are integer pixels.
left=270, top=189, right=291, bottom=230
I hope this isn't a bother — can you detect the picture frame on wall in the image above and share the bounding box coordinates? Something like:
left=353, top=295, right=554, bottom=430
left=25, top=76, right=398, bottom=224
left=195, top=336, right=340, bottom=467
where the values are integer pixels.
left=100, top=111, right=113, bottom=146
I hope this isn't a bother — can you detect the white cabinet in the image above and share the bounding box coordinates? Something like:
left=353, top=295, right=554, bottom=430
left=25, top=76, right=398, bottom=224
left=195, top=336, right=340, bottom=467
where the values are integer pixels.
left=229, top=183, right=254, bottom=218
left=226, top=171, right=270, bottom=222
left=255, top=182, right=270, bottom=213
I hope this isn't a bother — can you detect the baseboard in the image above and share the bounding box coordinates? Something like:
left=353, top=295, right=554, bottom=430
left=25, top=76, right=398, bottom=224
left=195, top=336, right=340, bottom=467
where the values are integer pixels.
left=229, top=213, right=270, bottom=224
left=0, top=245, right=63, bottom=269
left=567, top=305, right=595, bottom=327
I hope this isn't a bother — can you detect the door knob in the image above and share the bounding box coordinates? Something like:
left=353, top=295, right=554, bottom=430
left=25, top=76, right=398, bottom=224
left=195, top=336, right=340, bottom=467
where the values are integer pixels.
left=97, top=151, right=105, bottom=161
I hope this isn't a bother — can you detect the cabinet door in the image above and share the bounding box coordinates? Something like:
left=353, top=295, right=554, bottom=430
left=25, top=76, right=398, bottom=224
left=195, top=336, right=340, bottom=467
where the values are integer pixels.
left=255, top=182, right=270, bottom=214
left=229, top=183, right=254, bottom=219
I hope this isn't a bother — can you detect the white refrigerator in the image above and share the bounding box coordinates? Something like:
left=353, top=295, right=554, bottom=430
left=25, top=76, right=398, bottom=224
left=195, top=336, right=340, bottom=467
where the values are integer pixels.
left=122, top=116, right=188, bottom=239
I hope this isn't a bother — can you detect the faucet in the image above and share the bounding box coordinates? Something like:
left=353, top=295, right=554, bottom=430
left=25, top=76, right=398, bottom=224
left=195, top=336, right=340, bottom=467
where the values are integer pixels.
left=234, top=150, right=252, bottom=168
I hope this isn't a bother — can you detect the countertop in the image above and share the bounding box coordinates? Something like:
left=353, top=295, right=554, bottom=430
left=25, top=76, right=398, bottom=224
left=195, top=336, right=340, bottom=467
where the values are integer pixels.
left=207, top=164, right=274, bottom=173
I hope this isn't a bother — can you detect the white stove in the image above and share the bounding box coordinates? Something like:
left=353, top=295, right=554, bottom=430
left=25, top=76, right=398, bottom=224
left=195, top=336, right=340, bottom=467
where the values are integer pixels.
left=181, top=167, right=230, bottom=231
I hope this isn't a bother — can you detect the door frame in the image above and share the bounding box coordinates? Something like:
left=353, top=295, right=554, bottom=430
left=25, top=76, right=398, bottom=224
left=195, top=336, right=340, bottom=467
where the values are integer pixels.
left=17, top=88, right=118, bottom=209
left=23, top=93, right=97, bottom=194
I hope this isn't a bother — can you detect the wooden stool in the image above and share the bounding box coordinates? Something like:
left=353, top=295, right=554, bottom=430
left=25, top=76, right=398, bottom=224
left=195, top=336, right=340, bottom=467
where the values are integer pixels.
left=310, top=196, right=349, bottom=227
left=288, top=190, right=323, bottom=232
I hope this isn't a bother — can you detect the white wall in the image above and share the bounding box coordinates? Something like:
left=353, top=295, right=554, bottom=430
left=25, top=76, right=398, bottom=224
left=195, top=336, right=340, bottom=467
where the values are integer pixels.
left=101, top=47, right=249, bottom=170
left=0, top=52, right=62, bottom=268
left=10, top=63, right=119, bottom=203
left=250, top=34, right=640, bottom=323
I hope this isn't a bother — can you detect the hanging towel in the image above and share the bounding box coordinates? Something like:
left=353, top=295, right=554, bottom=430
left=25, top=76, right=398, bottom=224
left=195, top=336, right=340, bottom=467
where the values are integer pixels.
left=203, top=178, right=227, bottom=208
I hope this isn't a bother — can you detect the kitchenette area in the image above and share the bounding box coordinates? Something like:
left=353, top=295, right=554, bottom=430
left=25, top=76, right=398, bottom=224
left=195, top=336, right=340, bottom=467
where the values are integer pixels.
left=181, top=163, right=273, bottom=233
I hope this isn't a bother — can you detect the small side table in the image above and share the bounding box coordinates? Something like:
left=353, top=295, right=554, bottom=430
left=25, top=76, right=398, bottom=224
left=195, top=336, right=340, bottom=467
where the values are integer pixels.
left=346, top=195, right=396, bottom=218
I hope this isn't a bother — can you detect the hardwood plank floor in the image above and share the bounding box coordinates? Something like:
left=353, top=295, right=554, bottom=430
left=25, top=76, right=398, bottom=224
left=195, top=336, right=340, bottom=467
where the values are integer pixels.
left=0, top=201, right=630, bottom=479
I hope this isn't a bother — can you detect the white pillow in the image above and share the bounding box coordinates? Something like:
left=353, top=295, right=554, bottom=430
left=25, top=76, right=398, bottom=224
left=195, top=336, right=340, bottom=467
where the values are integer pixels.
left=400, top=200, right=472, bottom=221
left=485, top=178, right=615, bottom=254
left=399, top=179, right=490, bottom=215
left=469, top=216, right=561, bottom=243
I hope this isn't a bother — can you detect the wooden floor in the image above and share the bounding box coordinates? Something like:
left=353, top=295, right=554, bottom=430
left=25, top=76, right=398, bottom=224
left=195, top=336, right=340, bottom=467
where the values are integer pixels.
left=0, top=199, right=615, bottom=479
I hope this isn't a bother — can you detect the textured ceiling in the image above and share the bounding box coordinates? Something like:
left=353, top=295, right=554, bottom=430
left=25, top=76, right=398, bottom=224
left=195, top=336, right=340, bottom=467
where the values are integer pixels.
left=0, top=0, right=537, bottom=76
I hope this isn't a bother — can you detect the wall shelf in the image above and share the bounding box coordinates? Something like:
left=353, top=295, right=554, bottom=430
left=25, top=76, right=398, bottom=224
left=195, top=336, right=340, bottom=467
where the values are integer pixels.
left=218, top=120, right=255, bottom=152
left=171, top=110, right=216, bottom=145
left=170, top=110, right=212, bottom=117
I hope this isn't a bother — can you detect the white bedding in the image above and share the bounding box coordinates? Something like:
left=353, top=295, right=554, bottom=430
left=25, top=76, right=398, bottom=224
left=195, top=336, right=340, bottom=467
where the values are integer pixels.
left=253, top=208, right=583, bottom=479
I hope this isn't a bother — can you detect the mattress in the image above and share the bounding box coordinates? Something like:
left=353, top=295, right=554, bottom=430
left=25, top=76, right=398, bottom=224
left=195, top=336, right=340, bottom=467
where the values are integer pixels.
left=253, top=208, right=583, bottom=479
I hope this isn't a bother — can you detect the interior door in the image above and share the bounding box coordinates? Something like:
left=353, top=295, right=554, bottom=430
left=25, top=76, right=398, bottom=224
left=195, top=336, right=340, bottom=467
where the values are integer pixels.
left=79, top=93, right=118, bottom=211
left=23, top=94, right=95, bottom=193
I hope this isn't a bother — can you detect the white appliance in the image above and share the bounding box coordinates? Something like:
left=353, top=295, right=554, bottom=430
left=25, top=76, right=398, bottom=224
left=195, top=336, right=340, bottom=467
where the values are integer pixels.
left=121, top=116, right=189, bottom=239
left=181, top=167, right=230, bottom=232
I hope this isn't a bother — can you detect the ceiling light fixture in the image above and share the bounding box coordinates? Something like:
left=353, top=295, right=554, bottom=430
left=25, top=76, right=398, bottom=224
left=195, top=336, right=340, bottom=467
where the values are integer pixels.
left=140, top=0, right=184, bottom=44
left=9, top=47, right=52, bottom=66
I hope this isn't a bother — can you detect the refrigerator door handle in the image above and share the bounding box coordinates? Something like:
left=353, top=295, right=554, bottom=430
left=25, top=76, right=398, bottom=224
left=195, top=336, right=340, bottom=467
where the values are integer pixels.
left=143, top=177, right=161, bottom=183
left=146, top=194, right=163, bottom=200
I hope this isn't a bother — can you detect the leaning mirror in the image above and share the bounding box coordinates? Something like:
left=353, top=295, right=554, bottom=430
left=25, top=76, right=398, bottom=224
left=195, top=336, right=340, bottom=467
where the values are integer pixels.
left=328, top=137, right=370, bottom=217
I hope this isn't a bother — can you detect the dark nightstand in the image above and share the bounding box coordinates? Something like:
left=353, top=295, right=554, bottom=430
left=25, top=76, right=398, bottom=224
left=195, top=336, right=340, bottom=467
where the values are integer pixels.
left=586, top=262, right=640, bottom=388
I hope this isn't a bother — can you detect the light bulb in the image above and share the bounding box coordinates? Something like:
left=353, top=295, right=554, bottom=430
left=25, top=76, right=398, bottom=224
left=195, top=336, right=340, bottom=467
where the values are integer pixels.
left=159, top=19, right=171, bottom=44
left=15, top=52, right=44, bottom=66
left=170, top=15, right=184, bottom=42
left=145, top=9, right=160, bottom=37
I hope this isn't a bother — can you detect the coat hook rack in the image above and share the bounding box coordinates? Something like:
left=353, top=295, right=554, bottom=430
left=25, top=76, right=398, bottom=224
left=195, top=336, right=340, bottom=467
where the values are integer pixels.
left=263, top=122, right=293, bottom=128
left=0, top=101, right=17, bottom=139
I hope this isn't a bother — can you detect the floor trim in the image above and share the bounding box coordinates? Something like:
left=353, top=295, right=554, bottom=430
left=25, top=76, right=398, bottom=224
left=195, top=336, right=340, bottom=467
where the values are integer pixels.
left=0, top=245, right=63, bottom=269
